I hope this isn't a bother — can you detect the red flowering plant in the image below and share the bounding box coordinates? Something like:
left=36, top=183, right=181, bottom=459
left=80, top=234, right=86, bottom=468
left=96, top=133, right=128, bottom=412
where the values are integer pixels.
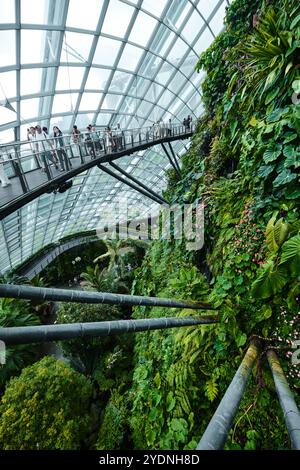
left=227, top=203, right=267, bottom=279
left=271, top=305, right=300, bottom=391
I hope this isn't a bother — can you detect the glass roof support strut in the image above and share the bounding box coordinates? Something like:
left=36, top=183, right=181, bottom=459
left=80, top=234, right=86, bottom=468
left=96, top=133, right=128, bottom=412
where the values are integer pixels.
left=109, top=161, right=168, bottom=205
left=161, top=142, right=181, bottom=178
left=167, top=142, right=181, bottom=173
left=97, top=163, right=163, bottom=206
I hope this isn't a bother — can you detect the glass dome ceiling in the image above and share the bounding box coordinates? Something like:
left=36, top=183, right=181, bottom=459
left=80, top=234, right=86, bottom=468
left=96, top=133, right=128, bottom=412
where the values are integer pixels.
left=0, top=0, right=230, bottom=273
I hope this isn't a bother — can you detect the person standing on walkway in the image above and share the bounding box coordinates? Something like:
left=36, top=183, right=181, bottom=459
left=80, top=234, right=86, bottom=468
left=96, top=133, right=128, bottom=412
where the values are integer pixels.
left=0, top=147, right=11, bottom=188
left=34, top=125, right=58, bottom=172
left=72, top=125, right=83, bottom=160
left=91, top=125, right=102, bottom=155
left=85, top=125, right=96, bottom=159
left=53, top=126, right=72, bottom=171
left=105, top=127, right=113, bottom=154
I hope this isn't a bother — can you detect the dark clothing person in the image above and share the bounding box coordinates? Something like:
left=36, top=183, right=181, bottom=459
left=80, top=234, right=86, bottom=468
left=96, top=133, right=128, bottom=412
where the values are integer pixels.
left=53, top=126, right=72, bottom=171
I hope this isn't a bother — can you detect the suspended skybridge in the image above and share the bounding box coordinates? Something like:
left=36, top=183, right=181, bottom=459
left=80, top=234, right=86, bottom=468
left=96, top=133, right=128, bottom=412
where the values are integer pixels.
left=0, top=123, right=194, bottom=220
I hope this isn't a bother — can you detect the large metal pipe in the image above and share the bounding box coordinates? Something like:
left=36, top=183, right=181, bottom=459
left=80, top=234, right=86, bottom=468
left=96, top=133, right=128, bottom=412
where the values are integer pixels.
left=0, top=315, right=219, bottom=346
left=0, top=284, right=216, bottom=310
left=267, top=349, right=300, bottom=450
left=197, top=339, right=260, bottom=450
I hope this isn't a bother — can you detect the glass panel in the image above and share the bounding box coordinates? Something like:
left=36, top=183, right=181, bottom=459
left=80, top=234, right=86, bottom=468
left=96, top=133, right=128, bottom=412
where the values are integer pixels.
left=52, top=93, right=79, bottom=114
left=159, top=89, right=174, bottom=108
left=0, top=106, right=16, bottom=126
left=0, top=71, right=16, bottom=98
left=156, top=62, right=175, bottom=86
left=175, top=2, right=191, bottom=29
left=150, top=25, right=175, bottom=57
left=117, top=44, right=143, bottom=71
left=93, top=37, right=122, bottom=66
left=20, top=97, right=40, bottom=120
left=21, top=68, right=43, bottom=95
left=21, top=0, right=49, bottom=24
left=49, top=114, right=73, bottom=133
left=142, top=0, right=167, bottom=18
left=0, top=31, right=15, bottom=67
left=102, top=94, right=122, bottom=110
left=168, top=71, right=186, bottom=95
left=85, top=68, right=111, bottom=90
left=182, top=10, right=205, bottom=43
left=144, top=82, right=164, bottom=102
left=139, top=52, right=162, bottom=80
left=209, top=2, right=226, bottom=35
left=0, top=128, right=14, bottom=144
left=21, top=30, right=60, bottom=63
left=56, top=66, right=85, bottom=90
left=76, top=113, right=96, bottom=129
left=0, top=0, right=15, bottom=23
left=129, top=10, right=157, bottom=47
left=194, top=27, right=214, bottom=55
left=78, top=93, right=102, bottom=111
left=199, top=0, right=220, bottom=20
left=61, top=32, right=94, bottom=63
left=66, top=0, right=104, bottom=30
left=110, top=71, right=132, bottom=93
left=102, top=0, right=134, bottom=38
left=168, top=37, right=189, bottom=64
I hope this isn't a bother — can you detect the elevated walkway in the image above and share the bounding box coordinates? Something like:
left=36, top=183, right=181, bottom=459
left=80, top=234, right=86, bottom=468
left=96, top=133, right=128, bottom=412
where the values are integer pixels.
left=0, top=124, right=194, bottom=219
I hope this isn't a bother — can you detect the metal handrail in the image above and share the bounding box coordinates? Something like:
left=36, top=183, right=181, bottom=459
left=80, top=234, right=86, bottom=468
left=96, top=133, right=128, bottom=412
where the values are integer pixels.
left=0, top=123, right=195, bottom=162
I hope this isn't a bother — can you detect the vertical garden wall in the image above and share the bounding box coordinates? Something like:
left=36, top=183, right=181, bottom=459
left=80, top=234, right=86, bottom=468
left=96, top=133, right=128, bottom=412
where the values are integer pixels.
left=125, top=0, right=300, bottom=450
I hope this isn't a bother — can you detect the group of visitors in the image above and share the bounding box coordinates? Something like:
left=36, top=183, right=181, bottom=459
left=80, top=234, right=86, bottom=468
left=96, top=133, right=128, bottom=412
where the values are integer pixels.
left=104, top=124, right=124, bottom=154
left=27, top=125, right=72, bottom=173
left=0, top=118, right=187, bottom=190
left=183, top=115, right=193, bottom=130
left=149, top=119, right=172, bottom=139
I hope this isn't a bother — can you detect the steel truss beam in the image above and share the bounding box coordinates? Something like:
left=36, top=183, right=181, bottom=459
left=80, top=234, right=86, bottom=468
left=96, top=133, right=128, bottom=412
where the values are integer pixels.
left=98, top=163, right=164, bottom=205
left=161, top=142, right=181, bottom=178
left=109, top=161, right=168, bottom=204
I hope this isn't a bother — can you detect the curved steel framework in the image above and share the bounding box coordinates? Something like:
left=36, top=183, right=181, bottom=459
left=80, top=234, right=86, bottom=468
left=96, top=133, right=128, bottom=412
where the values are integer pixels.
left=0, top=0, right=230, bottom=274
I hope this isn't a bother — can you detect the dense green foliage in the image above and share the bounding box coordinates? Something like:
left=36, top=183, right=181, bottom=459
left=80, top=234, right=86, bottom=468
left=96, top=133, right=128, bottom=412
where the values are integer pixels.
left=0, top=357, right=92, bottom=449
left=122, top=0, right=300, bottom=451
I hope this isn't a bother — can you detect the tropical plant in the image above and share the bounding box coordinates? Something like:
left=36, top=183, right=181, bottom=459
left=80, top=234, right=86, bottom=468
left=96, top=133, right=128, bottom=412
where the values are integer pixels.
left=237, top=4, right=300, bottom=109
left=0, top=356, right=93, bottom=450
left=0, top=297, right=40, bottom=387
left=251, top=213, right=300, bottom=298
left=57, top=302, right=124, bottom=375
left=80, top=265, right=129, bottom=293
left=93, top=239, right=148, bottom=277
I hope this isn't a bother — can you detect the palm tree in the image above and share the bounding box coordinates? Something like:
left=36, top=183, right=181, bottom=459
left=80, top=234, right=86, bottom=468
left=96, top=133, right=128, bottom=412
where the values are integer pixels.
left=80, top=265, right=129, bottom=294
left=93, top=239, right=148, bottom=277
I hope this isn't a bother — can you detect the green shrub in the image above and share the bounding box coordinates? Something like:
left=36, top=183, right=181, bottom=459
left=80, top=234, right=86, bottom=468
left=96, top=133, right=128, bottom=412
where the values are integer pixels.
left=57, top=302, right=124, bottom=374
left=0, top=356, right=92, bottom=449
